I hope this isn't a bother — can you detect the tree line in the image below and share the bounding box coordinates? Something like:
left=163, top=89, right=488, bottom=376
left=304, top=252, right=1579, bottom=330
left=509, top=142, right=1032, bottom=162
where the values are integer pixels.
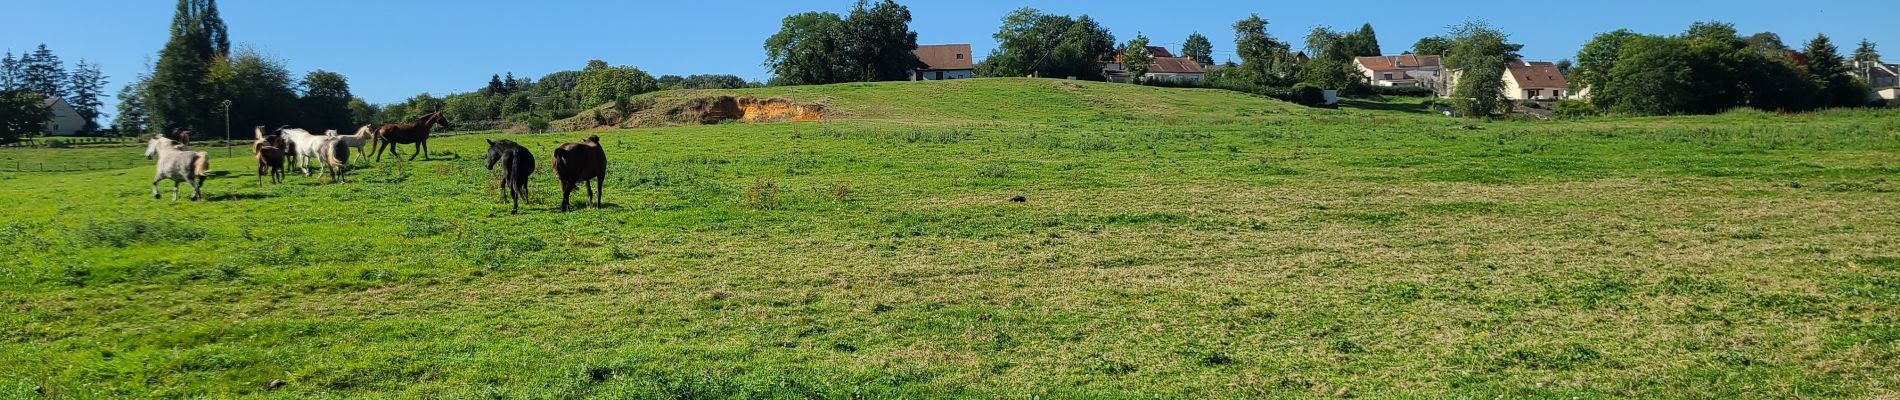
left=1572, top=22, right=1879, bottom=115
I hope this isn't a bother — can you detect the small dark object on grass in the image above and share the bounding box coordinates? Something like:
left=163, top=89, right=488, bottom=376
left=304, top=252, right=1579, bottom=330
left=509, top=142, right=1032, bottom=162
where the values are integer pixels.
left=1009, top=196, right=1027, bottom=203
left=268, top=380, right=285, bottom=390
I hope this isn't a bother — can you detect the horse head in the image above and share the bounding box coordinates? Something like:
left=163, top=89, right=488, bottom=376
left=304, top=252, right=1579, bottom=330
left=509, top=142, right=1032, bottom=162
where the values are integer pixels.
left=585, top=135, right=601, bottom=144
left=484, top=139, right=501, bottom=170
left=145, top=136, right=175, bottom=160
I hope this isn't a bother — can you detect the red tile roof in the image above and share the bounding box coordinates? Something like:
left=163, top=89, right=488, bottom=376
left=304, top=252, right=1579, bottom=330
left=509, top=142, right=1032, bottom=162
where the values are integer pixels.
left=1149, top=57, right=1204, bottom=74
left=1509, top=61, right=1569, bottom=89
left=1355, top=55, right=1442, bottom=72
left=914, top=44, right=974, bottom=71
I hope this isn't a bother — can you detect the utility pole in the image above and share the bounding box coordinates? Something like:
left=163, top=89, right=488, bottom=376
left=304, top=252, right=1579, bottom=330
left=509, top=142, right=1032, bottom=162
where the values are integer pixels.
left=221, top=100, right=233, bottom=157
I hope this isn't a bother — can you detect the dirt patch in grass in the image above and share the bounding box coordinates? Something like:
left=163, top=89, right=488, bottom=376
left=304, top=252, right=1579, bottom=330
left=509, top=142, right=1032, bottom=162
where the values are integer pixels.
left=556, top=95, right=825, bottom=131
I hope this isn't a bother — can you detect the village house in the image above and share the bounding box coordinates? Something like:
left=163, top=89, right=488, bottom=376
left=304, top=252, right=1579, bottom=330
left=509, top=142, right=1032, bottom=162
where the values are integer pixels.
left=1859, top=60, right=1899, bottom=100
left=1502, top=60, right=1570, bottom=100
left=42, top=97, right=85, bottom=136
left=1104, top=46, right=1206, bottom=84
left=1353, top=55, right=1442, bottom=87
left=911, top=44, right=975, bottom=81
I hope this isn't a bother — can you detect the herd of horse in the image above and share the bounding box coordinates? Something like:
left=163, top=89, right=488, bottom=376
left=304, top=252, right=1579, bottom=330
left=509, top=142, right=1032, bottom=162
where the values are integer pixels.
left=145, top=111, right=610, bottom=213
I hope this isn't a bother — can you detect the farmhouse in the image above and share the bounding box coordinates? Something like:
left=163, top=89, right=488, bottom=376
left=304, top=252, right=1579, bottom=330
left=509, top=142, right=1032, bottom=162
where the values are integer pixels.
left=1861, top=60, right=1899, bottom=100
left=41, top=97, right=85, bottom=136
left=1354, top=55, right=1442, bottom=87
left=1104, top=46, right=1206, bottom=84
left=911, top=44, right=975, bottom=81
left=1502, top=60, right=1570, bottom=100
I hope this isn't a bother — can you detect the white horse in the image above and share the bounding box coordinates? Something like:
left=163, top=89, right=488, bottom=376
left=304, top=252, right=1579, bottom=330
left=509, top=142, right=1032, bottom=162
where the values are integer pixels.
left=280, top=127, right=331, bottom=176
left=326, top=126, right=376, bottom=165
left=145, top=136, right=210, bottom=201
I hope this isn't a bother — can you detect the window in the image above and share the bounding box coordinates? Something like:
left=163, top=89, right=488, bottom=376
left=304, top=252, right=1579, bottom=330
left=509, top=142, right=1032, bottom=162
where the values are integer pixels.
left=956, top=53, right=964, bottom=60
left=1383, top=73, right=1393, bottom=80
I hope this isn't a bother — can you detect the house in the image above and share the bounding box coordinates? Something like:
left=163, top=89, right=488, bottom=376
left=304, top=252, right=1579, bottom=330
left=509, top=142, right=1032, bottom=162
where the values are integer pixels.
left=41, top=97, right=85, bottom=136
left=1354, top=55, right=1443, bottom=87
left=1104, top=46, right=1206, bottom=84
left=1502, top=60, right=1570, bottom=100
left=1858, top=60, right=1899, bottom=89
left=912, top=44, right=975, bottom=81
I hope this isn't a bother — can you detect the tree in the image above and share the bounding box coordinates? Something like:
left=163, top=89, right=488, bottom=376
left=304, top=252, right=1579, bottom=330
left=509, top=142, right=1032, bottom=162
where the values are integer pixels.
left=486, top=74, right=506, bottom=95
left=1555, top=59, right=1573, bottom=75
left=150, top=0, right=227, bottom=136
left=1182, top=33, right=1214, bottom=66
left=764, top=11, right=849, bottom=85
left=0, top=52, right=20, bottom=90
left=574, top=60, right=658, bottom=108
left=1121, top=34, right=1154, bottom=81
left=1444, top=20, right=1515, bottom=117
left=502, top=72, right=520, bottom=93
left=976, top=8, right=1114, bottom=80
left=1411, top=36, right=1451, bottom=55
left=1805, top=34, right=1867, bottom=108
left=1744, top=32, right=1787, bottom=56
left=114, top=75, right=152, bottom=135
left=346, top=97, right=377, bottom=127
left=1854, top=39, right=1881, bottom=63
left=1572, top=29, right=1640, bottom=106
left=1347, top=23, right=1382, bottom=57
left=841, top=0, right=922, bottom=82
left=680, top=74, right=749, bottom=89
left=209, top=48, right=299, bottom=139
left=299, top=70, right=353, bottom=129
left=20, top=44, right=69, bottom=100
left=68, top=60, right=107, bottom=132
left=1, top=90, right=50, bottom=142
left=1600, top=35, right=1696, bottom=115
left=1233, top=14, right=1296, bottom=87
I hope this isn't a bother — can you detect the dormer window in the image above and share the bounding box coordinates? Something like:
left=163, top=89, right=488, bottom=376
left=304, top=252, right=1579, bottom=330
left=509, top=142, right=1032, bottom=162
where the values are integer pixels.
left=956, top=53, right=964, bottom=59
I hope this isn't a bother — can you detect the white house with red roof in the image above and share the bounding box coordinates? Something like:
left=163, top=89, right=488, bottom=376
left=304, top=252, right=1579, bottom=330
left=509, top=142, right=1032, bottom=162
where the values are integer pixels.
left=1105, top=46, right=1206, bottom=84
left=911, top=44, right=975, bottom=81
left=1353, top=55, right=1443, bottom=87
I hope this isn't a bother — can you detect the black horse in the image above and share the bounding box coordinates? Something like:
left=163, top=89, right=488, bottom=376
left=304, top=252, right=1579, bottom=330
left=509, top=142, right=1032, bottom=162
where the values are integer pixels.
left=485, top=139, right=535, bottom=214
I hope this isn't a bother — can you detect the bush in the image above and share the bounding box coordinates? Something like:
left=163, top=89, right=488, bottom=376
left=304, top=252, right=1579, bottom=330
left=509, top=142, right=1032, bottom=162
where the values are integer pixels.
left=1290, top=84, right=1327, bottom=107
left=1553, top=100, right=1601, bottom=118
left=1370, top=85, right=1435, bottom=97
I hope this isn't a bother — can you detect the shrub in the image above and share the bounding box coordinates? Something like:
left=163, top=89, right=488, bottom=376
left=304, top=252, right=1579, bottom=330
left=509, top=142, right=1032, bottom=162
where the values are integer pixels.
left=745, top=179, right=782, bottom=210
left=1290, top=84, right=1327, bottom=107
left=1371, top=85, right=1435, bottom=97
left=1553, top=100, right=1601, bottom=118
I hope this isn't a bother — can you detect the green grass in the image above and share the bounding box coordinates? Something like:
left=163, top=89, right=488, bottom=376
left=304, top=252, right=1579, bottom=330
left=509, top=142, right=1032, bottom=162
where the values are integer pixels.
left=2, top=78, right=1898, bottom=398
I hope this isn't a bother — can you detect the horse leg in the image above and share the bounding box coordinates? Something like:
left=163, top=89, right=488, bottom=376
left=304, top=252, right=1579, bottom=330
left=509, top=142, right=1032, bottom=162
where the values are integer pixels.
left=152, top=177, right=162, bottom=199
left=374, top=141, right=385, bottom=162
left=594, top=177, right=604, bottom=207
left=171, top=180, right=180, bottom=201
left=561, top=181, right=573, bottom=212
left=410, top=141, right=423, bottom=161
left=191, top=177, right=203, bottom=201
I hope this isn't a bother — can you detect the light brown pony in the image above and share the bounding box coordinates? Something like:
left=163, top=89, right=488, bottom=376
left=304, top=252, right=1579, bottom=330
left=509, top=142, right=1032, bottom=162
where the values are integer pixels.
left=373, top=111, right=447, bottom=162
left=551, top=135, right=607, bottom=212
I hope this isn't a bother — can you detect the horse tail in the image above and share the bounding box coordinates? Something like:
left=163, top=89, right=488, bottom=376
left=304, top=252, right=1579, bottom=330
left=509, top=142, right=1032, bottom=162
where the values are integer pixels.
left=335, top=140, right=351, bottom=166
left=193, top=153, right=211, bottom=177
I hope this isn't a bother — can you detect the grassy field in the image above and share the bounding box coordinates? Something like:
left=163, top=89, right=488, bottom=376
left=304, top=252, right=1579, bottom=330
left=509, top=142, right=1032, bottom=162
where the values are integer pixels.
left=2, top=78, right=1898, bottom=398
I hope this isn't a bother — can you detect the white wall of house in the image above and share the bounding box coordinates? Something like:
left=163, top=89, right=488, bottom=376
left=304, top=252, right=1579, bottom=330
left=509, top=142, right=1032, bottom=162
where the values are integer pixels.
left=1502, top=69, right=1567, bottom=100
left=1354, top=61, right=1441, bottom=87
left=913, top=69, right=975, bottom=81
left=1877, top=88, right=1899, bottom=101
left=43, top=98, right=85, bottom=136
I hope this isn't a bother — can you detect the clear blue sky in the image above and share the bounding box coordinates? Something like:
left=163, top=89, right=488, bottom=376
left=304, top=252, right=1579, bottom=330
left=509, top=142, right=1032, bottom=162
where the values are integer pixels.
left=5, top=0, right=1896, bottom=119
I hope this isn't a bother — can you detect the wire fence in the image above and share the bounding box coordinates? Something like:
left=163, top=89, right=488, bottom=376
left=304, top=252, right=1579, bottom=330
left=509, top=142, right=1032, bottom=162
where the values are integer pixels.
left=5, top=159, right=146, bottom=173
left=1, top=136, right=141, bottom=148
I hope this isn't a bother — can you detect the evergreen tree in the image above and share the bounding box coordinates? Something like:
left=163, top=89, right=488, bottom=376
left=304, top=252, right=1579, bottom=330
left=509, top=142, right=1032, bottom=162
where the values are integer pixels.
left=486, top=74, right=506, bottom=95
left=1804, top=34, right=1867, bottom=108
left=1352, top=23, right=1382, bottom=56
left=1181, top=33, right=1214, bottom=66
left=502, top=72, right=518, bottom=94
left=1853, top=39, right=1881, bottom=63
left=68, top=60, right=108, bottom=131
left=21, top=44, right=69, bottom=100
left=0, top=52, right=19, bottom=90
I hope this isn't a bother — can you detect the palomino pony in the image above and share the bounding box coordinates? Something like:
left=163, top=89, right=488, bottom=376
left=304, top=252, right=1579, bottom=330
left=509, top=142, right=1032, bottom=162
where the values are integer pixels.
left=484, top=139, right=534, bottom=214
left=375, top=111, right=447, bottom=162
left=551, top=135, right=607, bottom=212
left=253, top=126, right=287, bottom=185
left=146, top=135, right=210, bottom=201
left=280, top=127, right=332, bottom=176
left=328, top=126, right=377, bottom=165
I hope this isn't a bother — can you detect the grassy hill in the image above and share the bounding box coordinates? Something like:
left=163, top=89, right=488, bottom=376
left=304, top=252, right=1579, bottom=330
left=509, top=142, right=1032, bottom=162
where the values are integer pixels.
left=3, top=78, right=1899, bottom=398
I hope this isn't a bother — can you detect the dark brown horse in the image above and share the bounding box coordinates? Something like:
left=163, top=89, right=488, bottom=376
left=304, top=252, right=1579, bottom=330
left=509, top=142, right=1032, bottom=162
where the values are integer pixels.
left=253, top=126, right=287, bottom=185
left=373, top=111, right=447, bottom=162
left=551, top=135, right=607, bottom=212
left=485, top=139, right=534, bottom=214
